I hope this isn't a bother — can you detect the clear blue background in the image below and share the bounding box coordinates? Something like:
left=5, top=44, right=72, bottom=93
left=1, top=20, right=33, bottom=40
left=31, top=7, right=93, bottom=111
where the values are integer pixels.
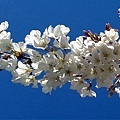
left=0, top=0, right=120, bottom=119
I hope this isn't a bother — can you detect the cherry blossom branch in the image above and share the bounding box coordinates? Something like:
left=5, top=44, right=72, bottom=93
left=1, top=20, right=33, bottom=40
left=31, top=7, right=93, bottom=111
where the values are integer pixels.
left=0, top=9, right=120, bottom=98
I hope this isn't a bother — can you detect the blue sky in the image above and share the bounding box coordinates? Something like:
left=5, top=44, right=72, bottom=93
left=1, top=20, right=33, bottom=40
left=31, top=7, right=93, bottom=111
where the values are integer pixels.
left=0, top=0, right=120, bottom=119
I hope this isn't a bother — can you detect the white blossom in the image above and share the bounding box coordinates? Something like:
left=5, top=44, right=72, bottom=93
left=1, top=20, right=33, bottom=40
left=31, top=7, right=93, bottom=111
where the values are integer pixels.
left=105, top=29, right=119, bottom=41
left=0, top=21, right=8, bottom=32
left=81, top=87, right=96, bottom=98
left=0, top=31, right=11, bottom=40
left=5, top=55, right=17, bottom=71
left=0, top=31, right=12, bottom=53
left=25, top=30, right=50, bottom=49
left=26, top=48, right=42, bottom=63
left=70, top=78, right=89, bottom=95
left=40, top=79, right=52, bottom=94
left=12, top=42, right=27, bottom=53
left=86, top=49, right=101, bottom=66
left=0, top=59, right=8, bottom=69
left=60, top=63, right=77, bottom=82
left=54, top=36, right=69, bottom=49
left=40, top=72, right=64, bottom=93
left=96, top=42, right=115, bottom=62
left=46, top=25, right=70, bottom=39
left=70, top=36, right=86, bottom=56
left=12, top=74, right=38, bottom=88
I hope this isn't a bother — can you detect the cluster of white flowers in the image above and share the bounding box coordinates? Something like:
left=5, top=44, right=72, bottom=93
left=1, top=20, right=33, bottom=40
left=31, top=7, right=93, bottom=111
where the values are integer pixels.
left=1, top=20, right=120, bottom=98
